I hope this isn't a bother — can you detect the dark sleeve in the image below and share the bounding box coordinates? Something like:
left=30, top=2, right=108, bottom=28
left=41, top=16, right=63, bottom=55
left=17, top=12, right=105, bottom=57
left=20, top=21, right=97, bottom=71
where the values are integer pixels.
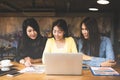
left=39, top=37, right=47, bottom=58
left=14, top=39, right=27, bottom=62
left=30, top=37, right=47, bottom=59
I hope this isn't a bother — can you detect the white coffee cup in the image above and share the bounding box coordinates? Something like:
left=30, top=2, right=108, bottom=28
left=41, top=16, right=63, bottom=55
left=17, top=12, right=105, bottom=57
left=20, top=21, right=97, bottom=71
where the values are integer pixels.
left=0, top=59, right=11, bottom=71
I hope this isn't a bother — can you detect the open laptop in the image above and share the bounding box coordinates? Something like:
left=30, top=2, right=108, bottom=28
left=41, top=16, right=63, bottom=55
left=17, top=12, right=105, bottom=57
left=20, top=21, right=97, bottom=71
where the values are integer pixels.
left=43, top=53, right=83, bottom=75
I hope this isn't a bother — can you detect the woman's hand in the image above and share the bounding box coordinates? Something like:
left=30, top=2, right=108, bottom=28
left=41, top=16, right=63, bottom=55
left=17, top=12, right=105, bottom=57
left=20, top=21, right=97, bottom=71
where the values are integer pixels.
left=24, top=57, right=32, bottom=67
left=100, top=60, right=116, bottom=67
left=19, top=57, right=42, bottom=67
left=19, top=58, right=31, bottom=67
left=82, top=54, right=92, bottom=60
left=19, top=57, right=32, bottom=67
left=24, top=60, right=32, bottom=67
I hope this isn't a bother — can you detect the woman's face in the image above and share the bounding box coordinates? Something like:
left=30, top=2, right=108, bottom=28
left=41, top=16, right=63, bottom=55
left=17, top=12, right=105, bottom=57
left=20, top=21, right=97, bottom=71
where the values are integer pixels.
left=26, top=26, right=38, bottom=40
left=53, top=26, right=64, bottom=41
left=81, top=23, right=89, bottom=39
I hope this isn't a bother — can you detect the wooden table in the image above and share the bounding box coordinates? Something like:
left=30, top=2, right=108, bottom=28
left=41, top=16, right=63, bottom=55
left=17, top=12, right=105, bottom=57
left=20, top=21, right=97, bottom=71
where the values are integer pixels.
left=0, top=62, right=120, bottom=80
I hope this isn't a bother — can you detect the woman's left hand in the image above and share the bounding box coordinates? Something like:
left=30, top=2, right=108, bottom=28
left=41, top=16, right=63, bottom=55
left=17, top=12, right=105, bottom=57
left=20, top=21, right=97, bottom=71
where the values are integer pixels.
left=100, top=60, right=116, bottom=67
left=83, top=54, right=92, bottom=60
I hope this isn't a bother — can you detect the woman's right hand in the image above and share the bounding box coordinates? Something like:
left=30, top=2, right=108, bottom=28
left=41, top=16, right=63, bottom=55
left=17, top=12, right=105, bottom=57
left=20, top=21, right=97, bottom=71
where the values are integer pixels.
left=24, top=57, right=32, bottom=67
left=24, top=60, right=32, bottom=67
left=100, top=60, right=116, bottom=67
left=19, top=57, right=32, bottom=67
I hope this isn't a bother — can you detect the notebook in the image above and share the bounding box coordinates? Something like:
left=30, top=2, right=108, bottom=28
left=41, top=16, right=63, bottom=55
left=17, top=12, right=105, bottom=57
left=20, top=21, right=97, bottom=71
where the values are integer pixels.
left=43, top=53, right=83, bottom=75
left=90, top=67, right=120, bottom=76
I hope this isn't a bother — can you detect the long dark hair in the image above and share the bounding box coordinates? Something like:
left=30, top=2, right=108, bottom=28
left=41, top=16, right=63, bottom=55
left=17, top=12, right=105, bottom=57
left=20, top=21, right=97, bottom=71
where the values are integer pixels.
left=51, top=19, right=69, bottom=38
left=22, top=18, right=42, bottom=42
left=80, top=17, right=101, bottom=57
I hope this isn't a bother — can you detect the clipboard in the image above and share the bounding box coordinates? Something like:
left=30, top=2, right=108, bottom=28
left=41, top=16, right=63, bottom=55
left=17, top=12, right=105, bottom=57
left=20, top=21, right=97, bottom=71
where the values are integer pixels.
left=90, top=67, right=120, bottom=76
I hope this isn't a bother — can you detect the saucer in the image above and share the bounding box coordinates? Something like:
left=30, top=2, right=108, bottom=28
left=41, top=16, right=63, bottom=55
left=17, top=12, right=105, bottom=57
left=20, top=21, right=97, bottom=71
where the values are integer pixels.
left=1, top=67, right=10, bottom=71
left=0, top=63, right=13, bottom=67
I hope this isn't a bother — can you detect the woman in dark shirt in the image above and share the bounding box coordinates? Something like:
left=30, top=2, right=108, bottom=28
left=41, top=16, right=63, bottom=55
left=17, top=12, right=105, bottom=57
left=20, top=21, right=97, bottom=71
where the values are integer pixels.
left=15, top=18, right=47, bottom=66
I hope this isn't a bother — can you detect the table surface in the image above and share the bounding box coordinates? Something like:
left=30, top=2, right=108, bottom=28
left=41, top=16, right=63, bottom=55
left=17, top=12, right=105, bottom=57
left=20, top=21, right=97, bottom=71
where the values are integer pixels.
left=0, top=62, right=120, bottom=80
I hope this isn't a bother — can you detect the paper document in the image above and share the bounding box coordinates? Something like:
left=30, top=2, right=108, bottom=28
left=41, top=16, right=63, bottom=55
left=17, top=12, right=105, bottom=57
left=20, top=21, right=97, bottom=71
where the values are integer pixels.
left=20, top=64, right=45, bottom=73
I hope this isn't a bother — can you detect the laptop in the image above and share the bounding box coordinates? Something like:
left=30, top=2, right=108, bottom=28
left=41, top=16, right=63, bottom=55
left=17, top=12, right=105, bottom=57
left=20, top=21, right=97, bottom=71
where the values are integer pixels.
left=43, top=53, right=83, bottom=75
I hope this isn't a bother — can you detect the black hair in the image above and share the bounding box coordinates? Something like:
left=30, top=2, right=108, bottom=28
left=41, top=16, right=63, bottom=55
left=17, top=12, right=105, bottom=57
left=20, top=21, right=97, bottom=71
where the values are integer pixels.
left=51, top=19, right=69, bottom=38
left=22, top=18, right=41, bottom=41
left=80, top=17, right=101, bottom=57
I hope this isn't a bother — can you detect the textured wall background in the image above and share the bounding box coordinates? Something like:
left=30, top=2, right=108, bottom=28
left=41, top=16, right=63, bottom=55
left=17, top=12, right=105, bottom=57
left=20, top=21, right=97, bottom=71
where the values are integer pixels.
left=0, top=16, right=113, bottom=38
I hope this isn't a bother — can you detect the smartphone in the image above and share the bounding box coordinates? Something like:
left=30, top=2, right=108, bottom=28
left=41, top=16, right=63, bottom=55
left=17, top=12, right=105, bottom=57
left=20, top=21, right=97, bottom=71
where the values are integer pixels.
left=6, top=70, right=22, bottom=77
left=0, top=68, right=18, bottom=76
left=82, top=64, right=89, bottom=70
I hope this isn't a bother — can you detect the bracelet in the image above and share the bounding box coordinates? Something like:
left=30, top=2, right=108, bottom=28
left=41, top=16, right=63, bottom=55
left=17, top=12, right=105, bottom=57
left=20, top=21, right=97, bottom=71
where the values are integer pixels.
left=20, top=59, right=25, bottom=64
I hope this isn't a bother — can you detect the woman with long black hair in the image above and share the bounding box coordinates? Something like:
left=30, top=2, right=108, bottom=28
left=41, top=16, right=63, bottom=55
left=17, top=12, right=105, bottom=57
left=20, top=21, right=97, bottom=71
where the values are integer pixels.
left=78, top=17, right=116, bottom=67
left=15, top=18, right=47, bottom=66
